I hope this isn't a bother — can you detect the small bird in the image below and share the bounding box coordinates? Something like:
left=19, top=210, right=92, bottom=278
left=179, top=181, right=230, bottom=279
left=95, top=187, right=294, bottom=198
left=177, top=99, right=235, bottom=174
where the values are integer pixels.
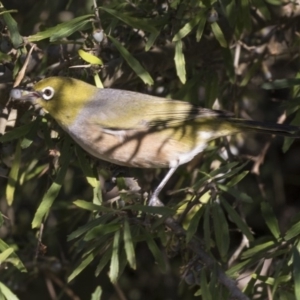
left=10, top=77, right=300, bottom=206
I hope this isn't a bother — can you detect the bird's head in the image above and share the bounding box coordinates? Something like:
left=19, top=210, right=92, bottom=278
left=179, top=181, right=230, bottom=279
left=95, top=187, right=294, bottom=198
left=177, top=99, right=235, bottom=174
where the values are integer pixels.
left=10, top=76, right=99, bottom=127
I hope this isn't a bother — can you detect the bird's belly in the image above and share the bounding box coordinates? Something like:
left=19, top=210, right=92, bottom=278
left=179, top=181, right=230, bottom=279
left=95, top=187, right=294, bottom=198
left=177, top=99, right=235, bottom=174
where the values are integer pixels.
left=66, top=123, right=206, bottom=168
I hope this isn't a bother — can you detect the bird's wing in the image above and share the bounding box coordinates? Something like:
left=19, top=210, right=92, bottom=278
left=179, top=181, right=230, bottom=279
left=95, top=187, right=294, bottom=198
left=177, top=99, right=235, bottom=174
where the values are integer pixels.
left=89, top=89, right=233, bottom=130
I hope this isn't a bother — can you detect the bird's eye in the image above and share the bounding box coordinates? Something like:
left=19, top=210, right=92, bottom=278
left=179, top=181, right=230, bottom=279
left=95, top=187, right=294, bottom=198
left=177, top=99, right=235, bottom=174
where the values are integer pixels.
left=41, top=87, right=54, bottom=100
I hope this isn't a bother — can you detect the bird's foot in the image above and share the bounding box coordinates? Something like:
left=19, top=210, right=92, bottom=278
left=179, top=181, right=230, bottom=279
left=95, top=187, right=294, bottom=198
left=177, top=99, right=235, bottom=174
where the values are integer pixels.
left=148, top=195, right=164, bottom=207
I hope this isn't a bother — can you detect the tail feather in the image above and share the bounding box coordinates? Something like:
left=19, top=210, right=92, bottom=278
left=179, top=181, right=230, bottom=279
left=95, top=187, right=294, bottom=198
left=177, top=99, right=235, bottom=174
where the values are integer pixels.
left=227, top=118, right=300, bottom=138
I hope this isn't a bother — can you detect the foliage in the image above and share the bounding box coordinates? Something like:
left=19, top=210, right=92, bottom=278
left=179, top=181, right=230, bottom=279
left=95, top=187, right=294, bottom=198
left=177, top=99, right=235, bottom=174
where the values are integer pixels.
left=1, top=0, right=300, bottom=299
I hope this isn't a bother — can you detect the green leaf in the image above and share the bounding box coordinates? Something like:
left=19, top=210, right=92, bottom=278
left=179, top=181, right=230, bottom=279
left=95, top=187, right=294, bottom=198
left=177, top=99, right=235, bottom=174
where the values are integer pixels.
left=78, top=49, right=103, bottom=65
left=67, top=214, right=112, bottom=241
left=95, top=247, right=112, bottom=276
left=99, top=7, right=158, bottom=34
left=94, top=73, right=104, bottom=89
left=241, top=240, right=275, bottom=259
left=68, top=252, right=95, bottom=282
left=226, top=258, right=252, bottom=276
left=293, top=243, right=300, bottom=300
left=240, top=58, right=262, bottom=87
left=2, top=11, right=23, bottom=48
left=212, top=202, right=229, bottom=258
left=186, top=205, right=204, bottom=243
left=32, top=138, right=71, bottom=228
left=200, top=268, right=212, bottom=300
left=196, top=17, right=206, bottom=42
left=251, top=0, right=270, bottom=20
left=85, top=223, right=120, bottom=241
left=75, top=145, right=98, bottom=188
left=123, top=219, right=136, bottom=269
left=222, top=47, right=235, bottom=83
left=0, top=240, right=26, bottom=272
left=285, top=219, right=300, bottom=241
left=204, top=203, right=211, bottom=249
left=261, top=202, right=281, bottom=240
left=218, top=184, right=253, bottom=204
left=109, top=230, right=120, bottom=283
left=0, top=247, right=14, bottom=262
left=125, top=204, right=173, bottom=216
left=173, top=12, right=203, bottom=41
left=0, top=212, right=3, bottom=228
left=73, top=200, right=102, bottom=211
left=6, top=141, right=21, bottom=205
left=108, top=35, right=154, bottom=85
left=282, top=110, right=300, bottom=153
left=0, top=122, right=35, bottom=143
left=221, top=197, right=254, bottom=241
left=205, top=72, right=218, bottom=108
left=262, top=78, right=300, bottom=90
left=210, top=22, right=227, bottom=48
left=91, top=286, right=102, bottom=300
left=241, top=0, right=252, bottom=31
left=265, top=0, right=282, bottom=5
left=174, top=40, right=186, bottom=84
left=0, top=282, right=19, bottom=300
left=226, top=171, right=249, bottom=187
left=28, top=15, right=93, bottom=42
left=145, top=31, right=159, bottom=51
left=142, top=228, right=167, bottom=272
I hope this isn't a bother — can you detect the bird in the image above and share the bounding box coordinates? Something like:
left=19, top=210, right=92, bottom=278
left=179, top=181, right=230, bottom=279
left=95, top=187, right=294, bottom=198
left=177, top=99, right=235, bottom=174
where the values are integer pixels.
left=10, top=76, right=300, bottom=206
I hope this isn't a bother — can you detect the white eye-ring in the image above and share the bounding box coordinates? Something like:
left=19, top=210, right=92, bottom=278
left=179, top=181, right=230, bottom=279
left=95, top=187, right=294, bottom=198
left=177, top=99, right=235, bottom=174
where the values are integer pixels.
left=41, top=86, right=55, bottom=100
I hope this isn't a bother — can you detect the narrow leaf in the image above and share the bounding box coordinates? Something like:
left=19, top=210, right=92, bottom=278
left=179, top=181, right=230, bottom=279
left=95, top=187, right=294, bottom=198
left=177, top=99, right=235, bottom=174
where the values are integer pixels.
left=0, top=247, right=14, bottom=262
left=145, top=31, right=159, bottom=51
left=28, top=15, right=93, bottom=42
left=200, top=268, right=212, bottom=300
left=241, top=0, right=252, bottom=31
left=0, top=240, right=26, bottom=272
left=95, top=247, right=112, bottom=276
left=0, top=282, right=19, bottom=300
left=196, top=17, right=206, bottom=42
left=109, top=230, right=120, bottom=283
left=186, top=205, right=204, bottom=243
left=99, top=7, right=158, bottom=34
left=221, top=197, right=254, bottom=241
left=210, top=22, right=227, bottom=48
left=91, top=286, right=102, bottom=300
left=94, top=74, right=103, bottom=88
left=123, top=219, right=136, bottom=269
left=32, top=138, right=71, bottom=228
left=261, top=202, right=281, bottom=240
left=6, top=141, right=21, bottom=205
left=68, top=253, right=94, bottom=282
left=2, top=11, right=23, bottom=48
left=293, top=243, right=300, bottom=300
left=174, top=40, right=186, bottom=84
left=142, top=228, right=166, bottom=272
left=173, top=12, right=203, bottom=41
left=108, top=35, right=153, bottom=85
left=212, top=202, right=229, bottom=258
left=285, top=219, right=300, bottom=241
left=78, top=49, right=103, bottom=65
left=0, top=122, right=35, bottom=143
left=262, top=78, right=300, bottom=90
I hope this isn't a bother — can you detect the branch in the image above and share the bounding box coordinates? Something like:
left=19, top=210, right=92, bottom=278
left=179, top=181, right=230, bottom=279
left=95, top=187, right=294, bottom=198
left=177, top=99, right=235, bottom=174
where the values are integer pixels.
left=164, top=217, right=250, bottom=300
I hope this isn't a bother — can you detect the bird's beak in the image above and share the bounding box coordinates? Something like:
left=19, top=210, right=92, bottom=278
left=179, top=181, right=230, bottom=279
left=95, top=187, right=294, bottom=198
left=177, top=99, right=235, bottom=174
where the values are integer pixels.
left=10, top=88, right=41, bottom=102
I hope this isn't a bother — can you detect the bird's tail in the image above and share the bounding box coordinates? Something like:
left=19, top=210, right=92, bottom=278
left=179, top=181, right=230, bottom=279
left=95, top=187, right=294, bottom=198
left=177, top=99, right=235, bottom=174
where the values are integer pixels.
left=227, top=118, right=300, bottom=138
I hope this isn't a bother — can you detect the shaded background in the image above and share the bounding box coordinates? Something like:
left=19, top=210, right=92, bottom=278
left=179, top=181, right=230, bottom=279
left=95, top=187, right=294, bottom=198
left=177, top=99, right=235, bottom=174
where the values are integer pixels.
left=1, top=0, right=300, bottom=299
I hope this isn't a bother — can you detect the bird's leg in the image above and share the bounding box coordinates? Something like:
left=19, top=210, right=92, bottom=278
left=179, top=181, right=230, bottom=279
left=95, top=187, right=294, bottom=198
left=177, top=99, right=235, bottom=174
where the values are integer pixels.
left=148, top=166, right=178, bottom=206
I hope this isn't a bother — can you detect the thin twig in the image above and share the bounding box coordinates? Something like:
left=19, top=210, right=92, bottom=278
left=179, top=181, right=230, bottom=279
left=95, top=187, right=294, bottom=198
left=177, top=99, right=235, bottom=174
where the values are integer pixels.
left=164, top=217, right=250, bottom=300
left=35, top=223, right=44, bottom=259
left=113, top=282, right=128, bottom=300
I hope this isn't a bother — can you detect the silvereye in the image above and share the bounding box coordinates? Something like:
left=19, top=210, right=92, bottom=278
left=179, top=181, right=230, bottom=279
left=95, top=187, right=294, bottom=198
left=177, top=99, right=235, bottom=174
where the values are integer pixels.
left=10, top=77, right=300, bottom=205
